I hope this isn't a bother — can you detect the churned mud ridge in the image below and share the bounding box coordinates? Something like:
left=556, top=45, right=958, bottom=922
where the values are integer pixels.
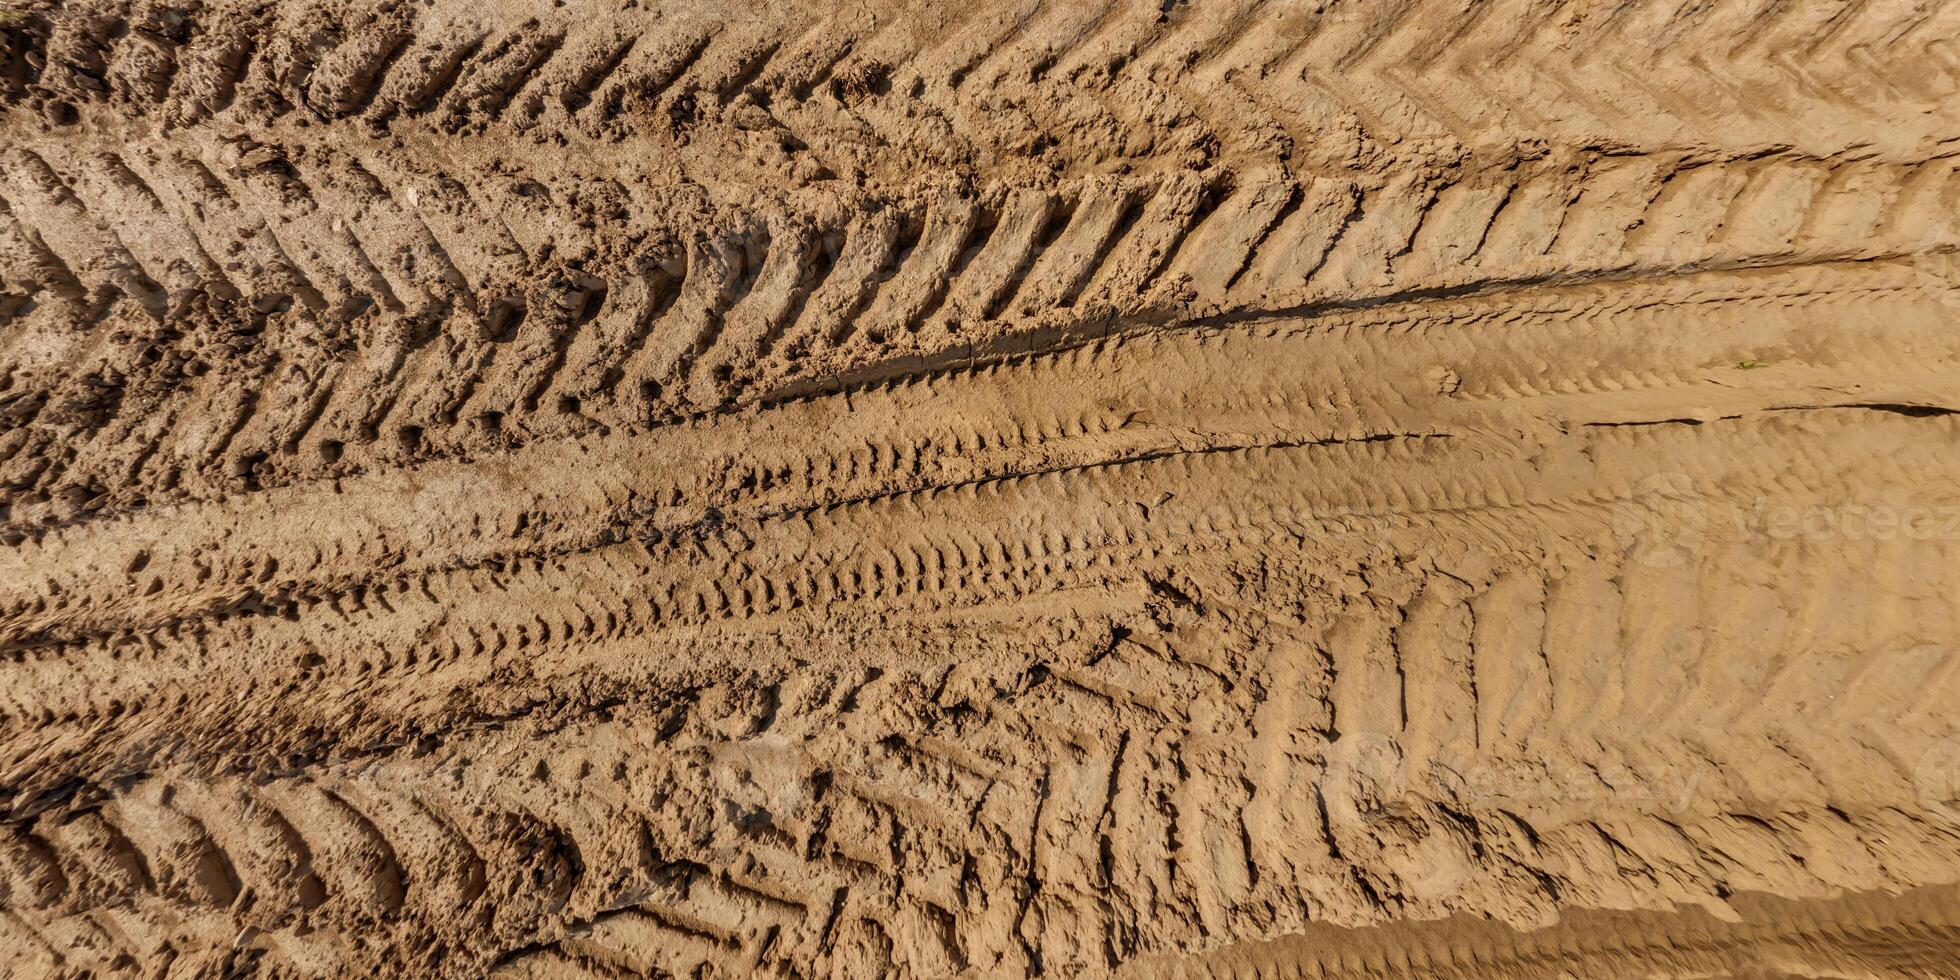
left=8, top=504, right=1960, bottom=976
left=6, top=0, right=1958, bottom=175
left=7, top=255, right=1958, bottom=646
left=4, top=128, right=1958, bottom=535
left=5, top=399, right=1960, bottom=972
left=5, top=0, right=1960, bottom=976
left=5, top=255, right=1960, bottom=793
left=3, top=0, right=1960, bottom=537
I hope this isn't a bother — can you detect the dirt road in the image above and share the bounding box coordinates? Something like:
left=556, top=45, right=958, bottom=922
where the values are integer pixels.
left=3, top=1, right=1960, bottom=976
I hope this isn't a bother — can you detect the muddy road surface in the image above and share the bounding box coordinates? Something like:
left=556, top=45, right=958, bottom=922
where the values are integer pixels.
left=4, top=1, right=1960, bottom=976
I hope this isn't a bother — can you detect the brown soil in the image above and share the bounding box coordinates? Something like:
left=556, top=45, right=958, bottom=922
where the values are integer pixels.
left=3, top=0, right=1960, bottom=976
